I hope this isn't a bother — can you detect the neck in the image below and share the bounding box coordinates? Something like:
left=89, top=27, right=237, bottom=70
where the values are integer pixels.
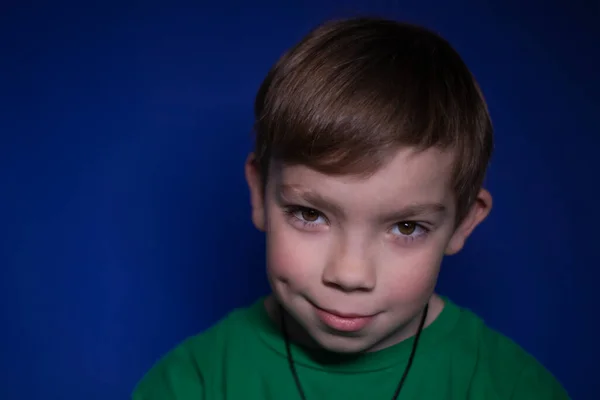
left=264, top=296, right=321, bottom=350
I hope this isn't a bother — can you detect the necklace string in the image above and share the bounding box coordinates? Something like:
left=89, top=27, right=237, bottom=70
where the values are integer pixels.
left=280, top=303, right=430, bottom=400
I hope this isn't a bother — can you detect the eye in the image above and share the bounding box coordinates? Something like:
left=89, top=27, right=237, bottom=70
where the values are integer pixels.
left=300, top=209, right=320, bottom=222
left=396, top=222, right=417, bottom=235
left=284, top=206, right=328, bottom=229
left=390, top=221, right=429, bottom=242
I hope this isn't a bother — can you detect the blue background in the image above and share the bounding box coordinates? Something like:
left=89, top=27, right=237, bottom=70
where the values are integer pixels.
left=1, top=1, right=598, bottom=399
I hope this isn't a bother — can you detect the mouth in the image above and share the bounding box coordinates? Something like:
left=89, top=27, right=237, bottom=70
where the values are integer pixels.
left=312, top=304, right=376, bottom=333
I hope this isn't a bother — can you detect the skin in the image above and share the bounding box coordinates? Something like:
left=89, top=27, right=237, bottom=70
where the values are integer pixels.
left=245, top=146, right=492, bottom=354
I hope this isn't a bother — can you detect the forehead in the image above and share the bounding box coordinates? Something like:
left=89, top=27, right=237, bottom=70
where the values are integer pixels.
left=271, top=147, right=456, bottom=207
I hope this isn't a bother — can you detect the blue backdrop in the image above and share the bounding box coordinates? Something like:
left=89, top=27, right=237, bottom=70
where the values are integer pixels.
left=1, top=1, right=598, bottom=399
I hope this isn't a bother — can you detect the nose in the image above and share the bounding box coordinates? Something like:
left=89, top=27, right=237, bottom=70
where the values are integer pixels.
left=321, top=238, right=376, bottom=292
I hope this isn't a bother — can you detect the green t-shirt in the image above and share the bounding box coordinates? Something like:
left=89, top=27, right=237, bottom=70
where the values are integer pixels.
left=133, top=297, right=569, bottom=399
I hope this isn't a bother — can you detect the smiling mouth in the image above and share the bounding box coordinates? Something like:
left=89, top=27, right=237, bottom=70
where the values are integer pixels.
left=312, top=304, right=377, bottom=332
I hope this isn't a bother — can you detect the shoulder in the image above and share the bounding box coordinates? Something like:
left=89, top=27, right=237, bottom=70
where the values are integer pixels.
left=509, top=357, right=571, bottom=400
left=448, top=300, right=570, bottom=399
left=132, top=302, right=255, bottom=400
left=132, top=334, right=205, bottom=400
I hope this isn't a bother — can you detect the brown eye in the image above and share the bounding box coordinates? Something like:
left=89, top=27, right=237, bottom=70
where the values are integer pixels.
left=301, top=209, right=320, bottom=222
left=397, top=222, right=417, bottom=235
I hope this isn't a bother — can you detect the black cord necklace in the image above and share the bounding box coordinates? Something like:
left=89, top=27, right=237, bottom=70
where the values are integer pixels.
left=280, top=303, right=429, bottom=400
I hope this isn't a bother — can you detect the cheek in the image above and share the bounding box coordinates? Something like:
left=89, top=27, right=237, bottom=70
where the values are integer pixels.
left=379, top=244, right=445, bottom=303
left=266, top=210, right=326, bottom=285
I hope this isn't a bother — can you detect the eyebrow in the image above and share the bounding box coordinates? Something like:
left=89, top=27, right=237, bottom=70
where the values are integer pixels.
left=275, top=183, right=447, bottom=221
left=276, top=183, right=344, bottom=215
left=381, top=202, right=447, bottom=222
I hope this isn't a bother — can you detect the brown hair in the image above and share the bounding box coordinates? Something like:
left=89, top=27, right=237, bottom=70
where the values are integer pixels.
left=253, top=17, right=493, bottom=224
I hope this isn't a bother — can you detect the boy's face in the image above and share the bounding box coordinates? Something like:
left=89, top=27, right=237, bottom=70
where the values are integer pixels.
left=246, top=147, right=491, bottom=353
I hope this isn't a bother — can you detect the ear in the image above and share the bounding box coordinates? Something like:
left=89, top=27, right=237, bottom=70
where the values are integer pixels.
left=245, top=153, right=266, bottom=231
left=445, top=189, right=492, bottom=255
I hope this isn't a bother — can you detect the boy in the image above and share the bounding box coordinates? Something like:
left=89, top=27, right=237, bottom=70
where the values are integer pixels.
left=133, top=17, right=569, bottom=399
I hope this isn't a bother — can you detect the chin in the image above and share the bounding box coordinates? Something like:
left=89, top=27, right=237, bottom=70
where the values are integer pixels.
left=309, top=329, right=378, bottom=354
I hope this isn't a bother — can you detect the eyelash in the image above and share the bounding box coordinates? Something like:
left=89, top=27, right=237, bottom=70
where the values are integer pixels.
left=282, top=206, right=431, bottom=243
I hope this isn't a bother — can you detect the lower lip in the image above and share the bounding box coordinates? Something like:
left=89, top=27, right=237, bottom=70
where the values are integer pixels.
left=314, top=307, right=374, bottom=332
